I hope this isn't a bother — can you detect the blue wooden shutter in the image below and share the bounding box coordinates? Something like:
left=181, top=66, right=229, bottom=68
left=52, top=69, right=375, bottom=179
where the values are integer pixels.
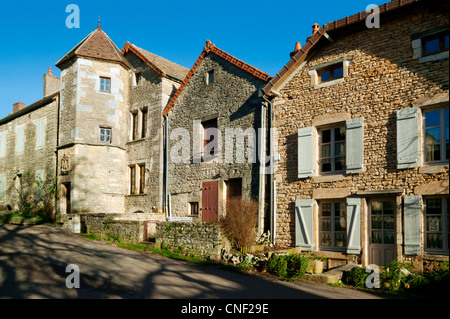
left=298, top=127, right=314, bottom=178
left=295, top=199, right=314, bottom=250
left=404, top=195, right=422, bottom=255
left=346, top=197, right=361, bottom=254
left=396, top=107, right=419, bottom=169
left=346, top=117, right=364, bottom=174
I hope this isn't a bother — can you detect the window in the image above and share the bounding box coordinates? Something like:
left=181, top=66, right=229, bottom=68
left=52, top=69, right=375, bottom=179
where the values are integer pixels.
left=207, top=70, right=214, bottom=85
left=134, top=71, right=142, bottom=86
left=100, top=128, right=111, bottom=143
left=189, top=202, right=199, bottom=216
left=129, top=165, right=136, bottom=194
left=319, top=126, right=346, bottom=173
left=100, top=77, right=111, bottom=93
left=422, top=32, right=449, bottom=56
left=139, top=164, right=145, bottom=194
left=141, top=109, right=147, bottom=138
left=320, top=201, right=346, bottom=250
left=371, top=200, right=395, bottom=246
left=132, top=112, right=138, bottom=140
left=424, top=197, right=449, bottom=253
left=424, top=106, right=449, bottom=163
left=202, top=118, right=218, bottom=160
left=318, top=63, right=343, bottom=83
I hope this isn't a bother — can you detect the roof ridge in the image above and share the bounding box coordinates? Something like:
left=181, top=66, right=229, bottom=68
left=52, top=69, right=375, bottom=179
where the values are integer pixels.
left=162, top=40, right=271, bottom=116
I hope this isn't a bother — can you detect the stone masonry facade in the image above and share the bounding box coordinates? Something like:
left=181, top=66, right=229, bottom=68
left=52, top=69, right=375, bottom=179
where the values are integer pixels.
left=265, top=1, right=448, bottom=269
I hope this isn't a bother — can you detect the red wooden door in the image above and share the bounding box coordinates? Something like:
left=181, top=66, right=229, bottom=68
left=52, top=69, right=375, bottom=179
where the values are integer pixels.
left=202, top=181, right=219, bottom=222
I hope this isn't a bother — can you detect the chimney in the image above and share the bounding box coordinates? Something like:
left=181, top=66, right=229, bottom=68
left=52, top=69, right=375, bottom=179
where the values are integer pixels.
left=13, top=102, right=25, bottom=113
left=43, top=67, right=61, bottom=97
left=312, top=23, right=320, bottom=35
left=289, top=42, right=302, bottom=57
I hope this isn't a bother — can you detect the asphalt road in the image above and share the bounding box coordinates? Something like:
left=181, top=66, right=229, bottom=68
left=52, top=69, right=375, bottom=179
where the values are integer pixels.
left=0, top=224, right=385, bottom=300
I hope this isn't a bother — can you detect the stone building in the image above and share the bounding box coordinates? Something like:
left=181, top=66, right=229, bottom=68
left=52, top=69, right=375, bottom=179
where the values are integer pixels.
left=0, top=23, right=188, bottom=238
left=263, top=0, right=448, bottom=269
left=163, top=40, right=271, bottom=234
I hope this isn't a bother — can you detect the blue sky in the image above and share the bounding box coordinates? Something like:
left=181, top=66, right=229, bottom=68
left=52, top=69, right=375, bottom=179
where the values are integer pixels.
left=0, top=0, right=385, bottom=119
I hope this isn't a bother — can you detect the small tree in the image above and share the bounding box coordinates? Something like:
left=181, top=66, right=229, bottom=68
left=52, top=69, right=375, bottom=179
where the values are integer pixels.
left=35, top=174, right=58, bottom=221
left=219, top=197, right=259, bottom=248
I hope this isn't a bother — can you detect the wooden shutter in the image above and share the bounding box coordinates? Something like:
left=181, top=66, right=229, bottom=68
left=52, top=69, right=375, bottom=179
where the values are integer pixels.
left=396, top=107, right=419, bottom=169
left=0, top=175, right=5, bottom=201
left=0, top=132, right=6, bottom=158
left=346, top=117, right=364, bottom=174
left=295, top=199, right=314, bottom=250
left=404, top=195, right=422, bottom=255
left=298, top=127, right=314, bottom=178
left=16, top=126, right=24, bottom=153
left=346, top=197, right=362, bottom=254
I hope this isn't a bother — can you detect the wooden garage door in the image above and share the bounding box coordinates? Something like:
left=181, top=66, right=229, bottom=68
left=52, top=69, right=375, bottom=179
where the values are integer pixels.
left=202, top=181, right=218, bottom=222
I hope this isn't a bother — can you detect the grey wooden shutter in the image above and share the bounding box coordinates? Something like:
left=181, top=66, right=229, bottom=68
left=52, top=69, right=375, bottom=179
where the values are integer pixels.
left=298, top=127, right=314, bottom=178
left=346, top=197, right=361, bottom=254
left=346, top=117, right=364, bottom=174
left=396, top=107, right=419, bottom=169
left=404, top=195, right=422, bottom=255
left=295, top=199, right=314, bottom=250
left=0, top=175, right=5, bottom=201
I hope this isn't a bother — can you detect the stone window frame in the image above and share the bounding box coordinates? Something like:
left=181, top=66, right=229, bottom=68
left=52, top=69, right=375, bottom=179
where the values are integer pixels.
left=129, top=107, right=148, bottom=141
left=132, top=68, right=143, bottom=88
left=99, top=127, right=112, bottom=143
left=423, top=196, right=449, bottom=255
left=99, top=76, right=111, bottom=93
left=138, top=163, right=146, bottom=194
left=128, top=162, right=146, bottom=195
left=318, top=199, right=347, bottom=252
left=206, top=69, right=215, bottom=85
left=411, top=26, right=449, bottom=63
left=308, top=57, right=352, bottom=89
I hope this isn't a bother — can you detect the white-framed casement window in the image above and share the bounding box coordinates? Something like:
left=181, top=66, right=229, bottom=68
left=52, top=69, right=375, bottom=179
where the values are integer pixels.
left=297, top=117, right=364, bottom=178
left=100, top=127, right=112, bottom=143
left=412, top=26, right=449, bottom=63
left=423, top=106, right=449, bottom=163
left=100, top=77, right=111, bottom=93
left=319, top=201, right=346, bottom=251
left=319, top=126, right=346, bottom=174
left=308, top=57, right=352, bottom=89
left=396, top=104, right=448, bottom=169
left=424, top=196, right=449, bottom=254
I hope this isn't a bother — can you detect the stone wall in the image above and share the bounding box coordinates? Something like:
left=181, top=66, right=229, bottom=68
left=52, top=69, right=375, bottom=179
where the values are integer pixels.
left=156, top=221, right=230, bottom=257
left=167, top=52, right=267, bottom=225
left=270, top=2, right=449, bottom=267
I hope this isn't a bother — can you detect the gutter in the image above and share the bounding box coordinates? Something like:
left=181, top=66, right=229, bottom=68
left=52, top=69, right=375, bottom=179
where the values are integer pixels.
left=260, top=91, right=275, bottom=244
left=164, top=114, right=170, bottom=219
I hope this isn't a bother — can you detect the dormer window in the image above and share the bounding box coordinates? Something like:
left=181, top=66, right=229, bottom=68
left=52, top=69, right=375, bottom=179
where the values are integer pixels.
left=100, top=77, right=111, bottom=93
left=308, top=58, right=351, bottom=89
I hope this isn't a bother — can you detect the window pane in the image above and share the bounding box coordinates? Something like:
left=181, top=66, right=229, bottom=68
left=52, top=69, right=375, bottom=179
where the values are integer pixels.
left=383, top=216, right=395, bottom=230
left=372, top=201, right=383, bottom=214
left=372, top=216, right=382, bottom=230
left=333, top=67, right=343, bottom=79
left=321, top=233, right=332, bottom=246
left=321, top=144, right=331, bottom=158
left=334, top=127, right=345, bottom=141
left=425, top=38, right=440, bottom=54
left=334, top=141, right=345, bottom=156
left=334, top=156, right=345, bottom=171
left=322, top=129, right=331, bottom=143
left=322, top=203, right=331, bottom=216
left=445, top=35, right=449, bottom=49
left=321, top=218, right=331, bottom=231
left=426, top=198, right=442, bottom=214
left=320, top=70, right=330, bottom=82
left=372, top=231, right=382, bottom=244
left=384, top=232, right=395, bottom=244
left=334, top=232, right=345, bottom=247
left=321, top=159, right=332, bottom=172
left=425, top=127, right=441, bottom=144
left=383, top=201, right=395, bottom=214
left=427, top=233, right=443, bottom=249
left=425, top=110, right=441, bottom=127
left=335, top=217, right=346, bottom=232
left=334, top=202, right=345, bottom=216
left=426, top=144, right=441, bottom=162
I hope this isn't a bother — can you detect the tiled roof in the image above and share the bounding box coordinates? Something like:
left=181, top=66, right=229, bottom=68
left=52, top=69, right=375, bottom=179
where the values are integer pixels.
left=121, top=42, right=189, bottom=81
left=162, top=40, right=271, bottom=116
left=262, top=0, right=423, bottom=95
left=55, top=24, right=130, bottom=69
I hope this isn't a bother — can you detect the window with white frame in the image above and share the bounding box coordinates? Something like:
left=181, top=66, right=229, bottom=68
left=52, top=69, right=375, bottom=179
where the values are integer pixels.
left=100, top=127, right=112, bottom=143
left=423, top=106, right=449, bottom=163
left=319, top=201, right=346, bottom=251
left=424, top=197, right=449, bottom=254
left=319, top=126, right=346, bottom=173
left=100, top=77, right=111, bottom=93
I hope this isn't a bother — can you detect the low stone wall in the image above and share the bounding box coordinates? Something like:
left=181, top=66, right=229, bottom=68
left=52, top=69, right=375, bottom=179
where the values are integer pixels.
left=74, top=213, right=164, bottom=243
left=156, top=221, right=230, bottom=257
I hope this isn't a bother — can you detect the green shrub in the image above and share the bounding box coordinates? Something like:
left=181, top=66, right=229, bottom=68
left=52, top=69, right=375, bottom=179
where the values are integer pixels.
left=381, top=260, right=414, bottom=293
left=342, top=266, right=370, bottom=288
left=266, top=253, right=311, bottom=281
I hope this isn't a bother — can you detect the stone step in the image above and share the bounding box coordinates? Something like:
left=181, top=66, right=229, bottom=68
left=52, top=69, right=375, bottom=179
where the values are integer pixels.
left=305, top=264, right=361, bottom=284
